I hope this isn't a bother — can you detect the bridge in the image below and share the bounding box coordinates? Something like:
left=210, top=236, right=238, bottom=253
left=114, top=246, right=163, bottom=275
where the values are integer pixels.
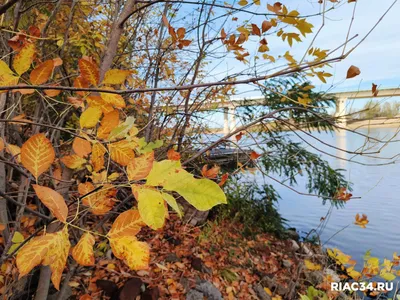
left=175, top=88, right=400, bottom=134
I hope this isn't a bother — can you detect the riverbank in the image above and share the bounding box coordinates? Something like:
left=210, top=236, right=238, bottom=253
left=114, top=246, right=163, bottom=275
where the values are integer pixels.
left=67, top=215, right=353, bottom=300
left=346, top=117, right=400, bottom=130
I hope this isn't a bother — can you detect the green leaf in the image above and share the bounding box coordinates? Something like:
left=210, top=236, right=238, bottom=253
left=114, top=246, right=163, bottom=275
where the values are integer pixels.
left=146, top=160, right=181, bottom=186
left=108, top=116, right=135, bottom=141
left=380, top=270, right=396, bottom=281
left=137, top=137, right=163, bottom=154
left=8, top=231, right=25, bottom=254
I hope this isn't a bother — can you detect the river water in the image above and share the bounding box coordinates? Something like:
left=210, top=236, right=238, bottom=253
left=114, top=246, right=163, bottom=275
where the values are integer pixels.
left=261, top=127, right=400, bottom=265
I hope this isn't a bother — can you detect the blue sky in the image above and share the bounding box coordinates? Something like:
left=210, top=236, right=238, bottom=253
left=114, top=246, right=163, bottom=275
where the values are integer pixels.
left=200, top=0, right=400, bottom=127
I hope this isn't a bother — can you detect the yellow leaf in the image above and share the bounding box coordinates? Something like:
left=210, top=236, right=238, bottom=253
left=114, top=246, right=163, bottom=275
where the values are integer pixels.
left=30, top=60, right=54, bottom=85
left=100, top=88, right=126, bottom=108
left=354, top=213, right=369, bottom=228
left=72, top=137, right=92, bottom=158
left=6, top=143, right=21, bottom=162
left=87, top=95, right=114, bottom=114
left=132, top=185, right=166, bottom=230
left=238, top=0, right=248, bottom=6
left=161, top=192, right=183, bottom=218
left=91, top=142, right=106, bottom=172
left=0, top=73, right=19, bottom=92
left=253, top=0, right=260, bottom=5
left=32, top=185, right=68, bottom=223
left=72, top=233, right=95, bottom=266
left=0, top=60, right=14, bottom=76
left=78, top=58, right=99, bottom=86
left=102, top=69, right=132, bottom=85
left=304, top=259, right=321, bottom=271
left=108, top=209, right=145, bottom=238
left=80, top=106, right=102, bottom=128
left=61, top=154, right=87, bottom=169
left=108, top=140, right=135, bottom=166
left=127, top=151, right=154, bottom=181
left=21, top=133, right=55, bottom=179
left=109, top=235, right=149, bottom=270
left=7, top=231, right=24, bottom=254
left=146, top=160, right=227, bottom=211
left=13, top=43, right=36, bottom=75
left=16, top=227, right=70, bottom=290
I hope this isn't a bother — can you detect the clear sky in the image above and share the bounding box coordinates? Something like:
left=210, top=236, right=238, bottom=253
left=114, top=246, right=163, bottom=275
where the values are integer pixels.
left=200, top=0, right=400, bottom=127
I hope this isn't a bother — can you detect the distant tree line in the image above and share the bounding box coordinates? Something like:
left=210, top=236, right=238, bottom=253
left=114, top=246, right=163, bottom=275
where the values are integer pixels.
left=349, top=100, right=400, bottom=119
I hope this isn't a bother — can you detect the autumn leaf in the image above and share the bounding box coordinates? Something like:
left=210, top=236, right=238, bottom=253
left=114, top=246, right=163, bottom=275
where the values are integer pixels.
left=335, top=187, right=352, bottom=201
left=21, top=133, right=55, bottom=179
left=108, top=140, right=135, bottom=166
left=109, top=235, right=150, bottom=270
left=87, top=95, right=114, bottom=114
left=218, top=173, right=229, bottom=186
left=16, top=227, right=70, bottom=290
left=30, top=60, right=54, bottom=85
left=346, top=65, right=361, bottom=79
left=6, top=143, right=21, bottom=162
left=80, top=106, right=102, bottom=128
left=267, top=2, right=282, bottom=13
left=13, top=43, right=36, bottom=75
left=32, top=185, right=68, bottom=223
left=127, top=151, right=154, bottom=181
left=235, top=132, right=243, bottom=142
left=78, top=58, right=99, bottom=86
left=132, top=185, right=167, bottom=230
left=167, top=148, right=181, bottom=161
left=262, top=20, right=272, bottom=33
left=161, top=192, right=183, bottom=218
left=304, top=259, right=322, bottom=271
left=103, top=69, right=132, bottom=85
left=100, top=88, right=126, bottom=108
left=201, top=164, right=220, bottom=179
left=97, top=110, right=120, bottom=139
left=372, top=83, right=379, bottom=97
left=108, top=209, right=145, bottom=238
left=72, top=233, right=95, bottom=266
left=146, top=160, right=227, bottom=211
left=354, top=213, right=369, bottom=228
left=251, top=24, right=261, bottom=36
left=78, top=182, right=115, bottom=215
left=72, top=137, right=92, bottom=158
left=0, top=137, right=4, bottom=152
left=250, top=150, right=261, bottom=160
left=73, top=76, right=89, bottom=97
left=91, top=142, right=107, bottom=172
left=61, top=154, right=87, bottom=169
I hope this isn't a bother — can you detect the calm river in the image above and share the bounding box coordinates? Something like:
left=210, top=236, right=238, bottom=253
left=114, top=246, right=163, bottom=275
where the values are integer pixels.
left=266, top=127, right=400, bottom=265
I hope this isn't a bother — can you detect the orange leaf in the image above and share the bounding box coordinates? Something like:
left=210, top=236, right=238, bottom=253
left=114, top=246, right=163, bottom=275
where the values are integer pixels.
left=177, top=27, right=186, bottom=39
left=44, top=85, right=61, bottom=97
left=30, top=60, right=54, bottom=85
left=167, top=148, right=181, bottom=161
left=53, top=57, right=63, bottom=67
left=72, top=233, right=95, bottom=266
left=91, top=142, right=106, bottom=172
left=108, top=140, right=135, bottom=166
left=61, top=154, right=87, bottom=169
left=21, top=133, right=55, bottom=179
left=354, top=213, right=369, bottom=228
left=262, top=20, right=272, bottom=32
left=73, top=76, right=89, bottom=97
left=78, top=182, right=115, bottom=215
left=108, top=209, right=145, bottom=238
left=0, top=137, right=4, bottom=152
left=127, top=151, right=154, bottom=181
left=201, top=164, right=220, bottom=179
left=250, top=150, right=261, bottom=160
left=87, top=95, right=114, bottom=114
left=12, top=84, right=35, bottom=95
left=16, top=227, right=70, bottom=290
left=67, top=97, right=84, bottom=110
left=32, top=185, right=68, bottom=223
left=97, top=110, right=120, bottom=139
left=72, top=137, right=92, bottom=158
left=346, top=65, right=360, bottom=79
left=13, top=43, right=36, bottom=75
left=235, top=132, right=243, bottom=142
left=218, top=173, right=229, bottom=186
left=28, top=26, right=41, bottom=38
left=251, top=24, right=261, bottom=36
left=372, top=83, right=378, bottom=97
left=78, top=58, right=99, bottom=86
